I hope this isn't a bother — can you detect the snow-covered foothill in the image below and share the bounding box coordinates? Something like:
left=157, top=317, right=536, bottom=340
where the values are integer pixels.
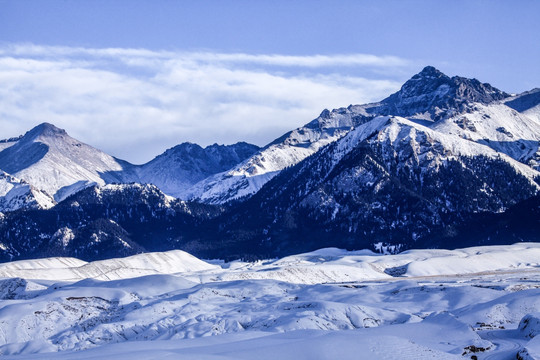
left=0, top=244, right=540, bottom=359
left=401, top=243, right=540, bottom=277
left=208, top=243, right=540, bottom=285
left=2, top=243, right=540, bottom=285
left=0, top=250, right=219, bottom=281
left=0, top=244, right=539, bottom=357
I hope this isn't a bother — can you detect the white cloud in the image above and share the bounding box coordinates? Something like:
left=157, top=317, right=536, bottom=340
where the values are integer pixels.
left=0, top=44, right=412, bottom=163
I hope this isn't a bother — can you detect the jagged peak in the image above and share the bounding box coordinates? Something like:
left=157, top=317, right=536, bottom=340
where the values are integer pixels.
left=373, top=66, right=510, bottom=121
left=156, top=141, right=260, bottom=160
left=415, top=66, right=448, bottom=79
left=319, top=109, right=332, bottom=119
left=172, top=142, right=202, bottom=151
left=392, top=66, right=508, bottom=99
left=205, top=141, right=259, bottom=150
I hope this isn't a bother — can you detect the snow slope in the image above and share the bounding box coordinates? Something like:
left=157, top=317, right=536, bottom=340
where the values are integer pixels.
left=337, top=114, right=539, bottom=177
left=432, top=103, right=540, bottom=169
left=375, top=115, right=539, bottom=182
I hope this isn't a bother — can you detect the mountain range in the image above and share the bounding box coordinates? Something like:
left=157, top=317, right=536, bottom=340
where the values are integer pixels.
left=0, top=123, right=259, bottom=211
left=0, top=66, right=539, bottom=261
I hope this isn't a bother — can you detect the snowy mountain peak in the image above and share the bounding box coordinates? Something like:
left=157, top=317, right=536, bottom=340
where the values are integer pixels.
left=185, top=67, right=532, bottom=204
left=136, top=141, right=260, bottom=198
left=403, top=66, right=508, bottom=103
left=0, top=122, right=138, bottom=202
left=25, top=122, right=67, bottom=140
left=373, top=66, right=510, bottom=121
left=319, top=108, right=332, bottom=119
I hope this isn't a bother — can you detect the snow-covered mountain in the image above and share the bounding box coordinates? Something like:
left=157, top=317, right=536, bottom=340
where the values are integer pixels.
left=0, top=123, right=138, bottom=202
left=2, top=66, right=537, bottom=208
left=0, top=171, right=55, bottom=212
left=137, top=142, right=259, bottom=198
left=182, top=108, right=364, bottom=203
left=185, top=66, right=536, bottom=204
left=196, top=114, right=539, bottom=258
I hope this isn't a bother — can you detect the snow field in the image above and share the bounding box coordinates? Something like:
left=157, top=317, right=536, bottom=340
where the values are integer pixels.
left=0, top=244, right=539, bottom=358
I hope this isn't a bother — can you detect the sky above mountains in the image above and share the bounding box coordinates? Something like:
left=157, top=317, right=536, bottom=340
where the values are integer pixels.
left=1, top=0, right=539, bottom=163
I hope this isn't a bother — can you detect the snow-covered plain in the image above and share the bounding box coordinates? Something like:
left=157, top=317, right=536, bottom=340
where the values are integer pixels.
left=1, top=243, right=540, bottom=359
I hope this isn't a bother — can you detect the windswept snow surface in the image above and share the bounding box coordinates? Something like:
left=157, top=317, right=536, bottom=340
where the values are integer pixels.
left=1, top=244, right=540, bottom=359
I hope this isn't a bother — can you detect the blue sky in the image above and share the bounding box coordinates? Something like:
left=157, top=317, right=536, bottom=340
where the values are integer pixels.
left=1, top=0, right=539, bottom=163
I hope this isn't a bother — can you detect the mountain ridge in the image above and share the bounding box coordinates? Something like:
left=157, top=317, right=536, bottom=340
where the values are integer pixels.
left=0, top=124, right=259, bottom=211
left=184, top=66, right=533, bottom=204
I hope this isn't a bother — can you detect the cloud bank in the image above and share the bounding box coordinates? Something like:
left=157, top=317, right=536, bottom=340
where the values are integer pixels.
left=0, top=44, right=411, bottom=163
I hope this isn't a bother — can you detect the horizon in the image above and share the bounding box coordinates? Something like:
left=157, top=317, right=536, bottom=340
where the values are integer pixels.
left=1, top=0, right=539, bottom=163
